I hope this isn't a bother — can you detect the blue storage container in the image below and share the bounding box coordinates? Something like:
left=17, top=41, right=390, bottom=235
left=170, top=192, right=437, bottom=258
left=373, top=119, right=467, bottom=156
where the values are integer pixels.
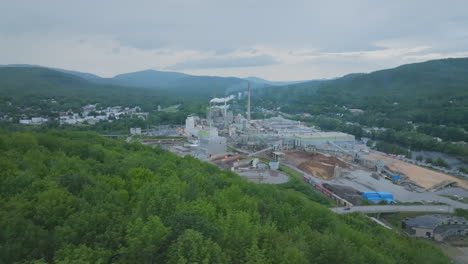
left=362, top=191, right=394, bottom=204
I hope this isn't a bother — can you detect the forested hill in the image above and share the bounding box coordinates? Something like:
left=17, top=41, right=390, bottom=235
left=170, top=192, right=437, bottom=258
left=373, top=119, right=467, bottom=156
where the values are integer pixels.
left=0, top=65, right=281, bottom=99
left=62, top=68, right=300, bottom=96
left=102, top=69, right=248, bottom=96
left=257, top=57, right=468, bottom=126
left=0, top=67, right=177, bottom=110
left=68, top=69, right=300, bottom=94
left=0, top=67, right=237, bottom=105
left=0, top=131, right=450, bottom=263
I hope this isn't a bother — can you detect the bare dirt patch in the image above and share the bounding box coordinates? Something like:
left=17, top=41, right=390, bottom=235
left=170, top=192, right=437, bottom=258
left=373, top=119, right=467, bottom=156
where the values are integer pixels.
left=284, top=151, right=349, bottom=180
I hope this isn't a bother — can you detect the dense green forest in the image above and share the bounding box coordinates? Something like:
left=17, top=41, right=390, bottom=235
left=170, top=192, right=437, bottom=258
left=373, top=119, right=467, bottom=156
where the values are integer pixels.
left=0, top=131, right=451, bottom=263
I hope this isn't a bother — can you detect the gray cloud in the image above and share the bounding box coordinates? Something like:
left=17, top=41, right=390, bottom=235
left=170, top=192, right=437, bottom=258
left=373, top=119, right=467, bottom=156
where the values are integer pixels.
left=167, top=55, right=279, bottom=70
left=2, top=0, right=466, bottom=51
left=0, top=0, right=468, bottom=80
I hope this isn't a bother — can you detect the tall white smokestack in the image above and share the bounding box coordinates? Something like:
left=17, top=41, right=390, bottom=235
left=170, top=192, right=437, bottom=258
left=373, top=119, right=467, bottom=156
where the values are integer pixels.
left=247, top=82, right=251, bottom=121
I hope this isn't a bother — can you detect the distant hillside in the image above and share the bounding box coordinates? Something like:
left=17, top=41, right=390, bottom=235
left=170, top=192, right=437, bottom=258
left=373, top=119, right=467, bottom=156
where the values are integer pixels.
left=244, top=76, right=311, bottom=87
left=51, top=68, right=102, bottom=81
left=320, top=58, right=468, bottom=97
left=0, top=67, right=89, bottom=96
left=0, top=64, right=102, bottom=81
left=91, top=70, right=309, bottom=92
left=109, top=70, right=190, bottom=87
left=92, top=70, right=302, bottom=97
left=99, top=69, right=249, bottom=97
left=1, top=64, right=308, bottom=97
left=0, top=67, right=250, bottom=108
left=0, top=67, right=173, bottom=110
left=259, top=58, right=468, bottom=126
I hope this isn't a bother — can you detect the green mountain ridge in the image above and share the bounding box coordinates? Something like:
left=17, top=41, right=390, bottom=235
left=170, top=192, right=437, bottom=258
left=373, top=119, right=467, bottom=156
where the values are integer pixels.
left=0, top=67, right=174, bottom=111
left=0, top=64, right=102, bottom=81
left=0, top=65, right=293, bottom=97
left=72, top=69, right=303, bottom=95
left=257, top=57, right=468, bottom=126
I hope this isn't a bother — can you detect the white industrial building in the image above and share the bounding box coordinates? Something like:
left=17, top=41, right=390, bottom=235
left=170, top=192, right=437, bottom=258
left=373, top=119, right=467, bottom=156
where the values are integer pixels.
left=287, top=132, right=355, bottom=148
left=245, top=117, right=355, bottom=149
left=196, top=134, right=227, bottom=159
left=185, top=115, right=228, bottom=159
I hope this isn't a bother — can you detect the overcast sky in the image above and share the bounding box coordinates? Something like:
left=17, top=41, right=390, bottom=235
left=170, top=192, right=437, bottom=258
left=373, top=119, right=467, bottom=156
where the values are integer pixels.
left=1, top=0, right=468, bottom=81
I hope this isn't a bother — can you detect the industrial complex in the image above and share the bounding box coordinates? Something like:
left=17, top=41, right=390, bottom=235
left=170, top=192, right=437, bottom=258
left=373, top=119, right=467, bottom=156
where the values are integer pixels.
left=136, top=83, right=468, bottom=212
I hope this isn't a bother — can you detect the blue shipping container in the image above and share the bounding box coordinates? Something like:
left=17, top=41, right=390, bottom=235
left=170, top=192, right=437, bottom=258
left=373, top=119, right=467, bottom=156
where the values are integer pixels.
left=362, top=191, right=394, bottom=204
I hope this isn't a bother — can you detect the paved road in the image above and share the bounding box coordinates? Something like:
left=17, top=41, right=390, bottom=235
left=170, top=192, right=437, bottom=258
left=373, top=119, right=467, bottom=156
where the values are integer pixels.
left=332, top=205, right=455, bottom=214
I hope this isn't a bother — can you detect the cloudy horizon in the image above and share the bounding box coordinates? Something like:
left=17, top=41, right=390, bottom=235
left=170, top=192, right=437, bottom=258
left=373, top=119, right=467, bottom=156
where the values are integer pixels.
left=1, top=0, right=468, bottom=81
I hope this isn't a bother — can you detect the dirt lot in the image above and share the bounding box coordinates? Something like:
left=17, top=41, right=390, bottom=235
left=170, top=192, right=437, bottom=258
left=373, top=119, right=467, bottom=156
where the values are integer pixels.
left=284, top=151, right=349, bottom=180
left=365, top=154, right=468, bottom=190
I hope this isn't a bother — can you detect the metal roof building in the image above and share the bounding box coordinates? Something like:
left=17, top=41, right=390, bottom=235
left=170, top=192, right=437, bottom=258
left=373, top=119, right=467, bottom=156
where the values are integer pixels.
left=402, top=214, right=468, bottom=241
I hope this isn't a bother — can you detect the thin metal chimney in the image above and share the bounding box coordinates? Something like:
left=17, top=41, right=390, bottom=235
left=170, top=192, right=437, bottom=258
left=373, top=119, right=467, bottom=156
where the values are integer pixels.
left=247, top=82, right=251, bottom=121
